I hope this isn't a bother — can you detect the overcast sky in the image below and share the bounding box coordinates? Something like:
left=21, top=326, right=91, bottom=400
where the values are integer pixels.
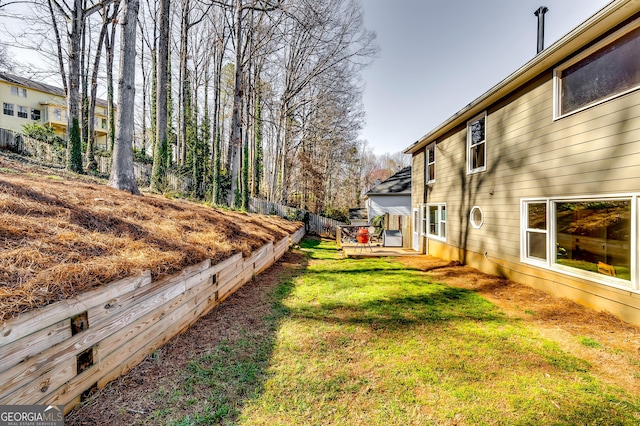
left=360, top=0, right=613, bottom=156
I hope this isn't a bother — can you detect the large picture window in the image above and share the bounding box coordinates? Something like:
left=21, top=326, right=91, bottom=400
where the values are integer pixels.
left=426, top=143, right=435, bottom=184
left=522, top=197, right=636, bottom=290
left=467, top=113, right=486, bottom=174
left=423, top=203, right=446, bottom=241
left=554, top=19, right=640, bottom=118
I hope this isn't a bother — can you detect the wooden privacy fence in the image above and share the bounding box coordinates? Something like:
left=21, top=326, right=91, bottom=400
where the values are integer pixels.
left=249, top=197, right=346, bottom=236
left=0, top=226, right=305, bottom=414
left=0, top=128, right=19, bottom=151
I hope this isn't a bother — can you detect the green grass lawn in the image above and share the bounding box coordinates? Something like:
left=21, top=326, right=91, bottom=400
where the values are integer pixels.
left=169, top=238, right=640, bottom=425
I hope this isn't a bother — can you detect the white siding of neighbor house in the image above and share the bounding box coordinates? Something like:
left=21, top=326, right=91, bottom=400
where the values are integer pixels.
left=367, top=195, right=412, bottom=219
left=417, top=70, right=640, bottom=325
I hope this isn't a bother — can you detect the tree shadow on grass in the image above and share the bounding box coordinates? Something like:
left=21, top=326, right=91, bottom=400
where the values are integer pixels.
left=290, top=284, right=506, bottom=330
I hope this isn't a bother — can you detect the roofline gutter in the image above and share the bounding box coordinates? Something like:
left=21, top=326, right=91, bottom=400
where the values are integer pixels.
left=404, top=0, right=640, bottom=155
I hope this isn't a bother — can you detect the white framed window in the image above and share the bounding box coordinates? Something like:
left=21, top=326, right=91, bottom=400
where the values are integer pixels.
left=470, top=206, right=484, bottom=229
left=521, top=196, right=637, bottom=291
left=425, top=143, right=436, bottom=184
left=31, top=108, right=41, bottom=121
left=10, top=86, right=26, bottom=97
left=467, top=112, right=486, bottom=174
left=53, top=108, right=62, bottom=121
left=554, top=18, right=640, bottom=119
left=423, top=203, right=446, bottom=241
left=3, top=103, right=14, bottom=116
left=17, top=106, right=28, bottom=119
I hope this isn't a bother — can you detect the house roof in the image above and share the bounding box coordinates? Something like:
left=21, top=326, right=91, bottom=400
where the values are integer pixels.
left=404, top=0, right=640, bottom=155
left=349, top=208, right=368, bottom=220
left=0, top=72, right=109, bottom=108
left=366, top=166, right=411, bottom=196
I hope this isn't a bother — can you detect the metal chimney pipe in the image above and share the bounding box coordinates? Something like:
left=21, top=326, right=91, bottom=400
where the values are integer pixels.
left=534, top=6, right=549, bottom=54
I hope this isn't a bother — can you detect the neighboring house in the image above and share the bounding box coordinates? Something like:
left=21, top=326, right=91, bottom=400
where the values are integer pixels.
left=348, top=208, right=369, bottom=226
left=365, top=166, right=412, bottom=219
left=365, top=167, right=412, bottom=248
left=0, top=72, right=111, bottom=148
left=404, top=0, right=640, bottom=325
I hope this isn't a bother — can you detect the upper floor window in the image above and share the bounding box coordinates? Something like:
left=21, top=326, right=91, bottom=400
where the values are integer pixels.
left=425, top=143, right=436, bottom=184
left=17, top=106, right=28, bottom=119
left=53, top=108, right=62, bottom=121
left=3, top=103, right=14, bottom=116
left=10, top=86, right=26, bottom=97
left=467, top=112, right=486, bottom=174
left=31, top=108, right=41, bottom=121
left=554, top=19, right=640, bottom=118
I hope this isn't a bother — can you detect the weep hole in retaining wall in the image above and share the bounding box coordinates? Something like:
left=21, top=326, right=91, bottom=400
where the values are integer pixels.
left=0, top=226, right=306, bottom=414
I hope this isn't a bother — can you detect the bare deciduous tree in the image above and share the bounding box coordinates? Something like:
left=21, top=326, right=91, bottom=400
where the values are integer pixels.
left=109, top=0, right=141, bottom=194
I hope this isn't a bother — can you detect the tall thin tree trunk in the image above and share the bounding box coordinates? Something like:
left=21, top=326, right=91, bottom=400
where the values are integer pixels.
left=105, top=3, right=119, bottom=152
left=151, top=0, right=170, bottom=192
left=229, top=0, right=243, bottom=207
left=67, top=0, right=84, bottom=173
left=86, top=13, right=109, bottom=172
left=109, top=0, right=141, bottom=195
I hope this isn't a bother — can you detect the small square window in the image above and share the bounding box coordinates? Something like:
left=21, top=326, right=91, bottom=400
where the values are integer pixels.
left=31, top=108, right=41, bottom=121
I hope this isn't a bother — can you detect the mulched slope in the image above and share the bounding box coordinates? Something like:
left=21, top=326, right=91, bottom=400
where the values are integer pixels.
left=0, top=154, right=301, bottom=322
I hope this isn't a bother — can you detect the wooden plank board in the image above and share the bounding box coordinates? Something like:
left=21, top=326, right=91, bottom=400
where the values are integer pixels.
left=254, top=248, right=275, bottom=274
left=218, top=265, right=253, bottom=301
left=0, top=266, right=195, bottom=400
left=1, top=357, right=75, bottom=405
left=0, top=272, right=152, bottom=348
left=42, top=275, right=220, bottom=408
left=96, top=279, right=223, bottom=388
left=0, top=319, right=71, bottom=373
left=217, top=255, right=244, bottom=284
left=291, top=228, right=305, bottom=244
left=3, top=243, right=292, bottom=408
left=88, top=260, right=212, bottom=328
left=274, top=237, right=289, bottom=255
left=243, top=242, right=271, bottom=270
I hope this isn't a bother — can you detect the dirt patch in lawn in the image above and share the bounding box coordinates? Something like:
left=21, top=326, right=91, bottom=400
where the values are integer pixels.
left=0, top=152, right=301, bottom=322
left=395, top=256, right=640, bottom=396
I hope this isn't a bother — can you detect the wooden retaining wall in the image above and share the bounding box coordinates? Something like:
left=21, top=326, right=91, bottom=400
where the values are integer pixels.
left=0, top=226, right=306, bottom=414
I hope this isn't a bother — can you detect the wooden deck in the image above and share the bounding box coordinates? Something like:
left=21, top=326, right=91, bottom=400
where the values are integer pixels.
left=341, top=243, right=419, bottom=258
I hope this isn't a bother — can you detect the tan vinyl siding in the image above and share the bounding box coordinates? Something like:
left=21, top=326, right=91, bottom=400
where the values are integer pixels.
left=410, top=3, right=640, bottom=325
left=418, top=68, right=640, bottom=324
left=411, top=150, right=425, bottom=208
left=429, top=72, right=640, bottom=254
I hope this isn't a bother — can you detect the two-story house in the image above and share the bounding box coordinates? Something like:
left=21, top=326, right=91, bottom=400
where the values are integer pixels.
left=405, top=0, right=640, bottom=325
left=0, top=72, right=110, bottom=149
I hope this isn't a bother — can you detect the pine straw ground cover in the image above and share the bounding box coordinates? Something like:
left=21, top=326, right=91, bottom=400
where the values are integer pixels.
left=0, top=152, right=300, bottom=322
